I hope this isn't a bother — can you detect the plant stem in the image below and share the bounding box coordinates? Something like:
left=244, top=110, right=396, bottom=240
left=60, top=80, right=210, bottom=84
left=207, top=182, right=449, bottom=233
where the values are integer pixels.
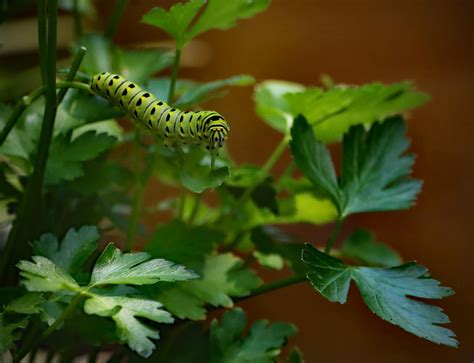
left=177, top=190, right=186, bottom=220
left=72, top=0, right=82, bottom=38
left=208, top=273, right=306, bottom=312
left=188, top=193, right=202, bottom=224
left=56, top=46, right=87, bottom=104
left=0, top=0, right=58, bottom=285
left=104, top=0, right=128, bottom=39
left=167, top=48, right=181, bottom=104
left=125, top=130, right=144, bottom=251
left=324, top=217, right=344, bottom=254
left=14, top=294, right=83, bottom=363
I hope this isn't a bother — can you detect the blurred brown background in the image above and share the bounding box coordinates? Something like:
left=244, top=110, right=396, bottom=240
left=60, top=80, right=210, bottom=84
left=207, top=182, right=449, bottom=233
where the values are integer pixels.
left=109, top=1, right=473, bottom=361
left=3, top=0, right=474, bottom=361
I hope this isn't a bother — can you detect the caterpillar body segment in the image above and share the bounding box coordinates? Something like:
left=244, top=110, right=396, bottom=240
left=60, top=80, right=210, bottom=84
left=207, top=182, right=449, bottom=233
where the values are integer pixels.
left=89, top=72, right=229, bottom=161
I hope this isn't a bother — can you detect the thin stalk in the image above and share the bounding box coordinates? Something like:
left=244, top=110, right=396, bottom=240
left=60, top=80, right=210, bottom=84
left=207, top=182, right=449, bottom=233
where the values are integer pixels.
left=167, top=48, right=181, bottom=104
left=236, top=135, right=289, bottom=206
left=324, top=218, right=344, bottom=254
left=187, top=193, right=202, bottom=224
left=37, top=0, right=47, bottom=84
left=176, top=190, right=186, bottom=220
left=72, top=0, right=82, bottom=38
left=0, top=0, right=59, bottom=285
left=104, top=0, right=128, bottom=39
left=56, top=46, right=87, bottom=104
left=209, top=274, right=307, bottom=313
left=125, top=130, right=144, bottom=251
left=14, top=294, right=83, bottom=363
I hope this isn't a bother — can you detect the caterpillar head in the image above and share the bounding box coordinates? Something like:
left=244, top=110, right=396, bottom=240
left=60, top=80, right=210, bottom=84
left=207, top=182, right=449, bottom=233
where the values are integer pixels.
left=206, top=113, right=230, bottom=149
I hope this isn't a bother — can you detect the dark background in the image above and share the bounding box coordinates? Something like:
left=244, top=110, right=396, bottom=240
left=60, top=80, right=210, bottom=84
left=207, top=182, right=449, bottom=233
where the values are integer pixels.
left=3, top=0, right=474, bottom=361
left=109, top=1, right=472, bottom=362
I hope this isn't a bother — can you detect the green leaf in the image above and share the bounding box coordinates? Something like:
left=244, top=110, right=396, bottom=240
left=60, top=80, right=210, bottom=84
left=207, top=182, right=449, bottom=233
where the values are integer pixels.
left=340, top=229, right=402, bottom=267
left=117, top=48, right=174, bottom=84
left=0, top=314, right=28, bottom=353
left=146, top=220, right=224, bottom=272
left=150, top=254, right=261, bottom=320
left=301, top=244, right=458, bottom=347
left=301, top=244, right=352, bottom=304
left=210, top=308, right=297, bottom=363
left=32, top=226, right=99, bottom=275
left=62, top=89, right=124, bottom=122
left=142, top=0, right=206, bottom=49
left=17, top=256, right=80, bottom=293
left=339, top=116, right=422, bottom=215
left=286, top=81, right=429, bottom=143
left=290, top=115, right=340, bottom=208
left=286, top=347, right=305, bottom=363
left=254, top=80, right=305, bottom=133
left=90, top=243, right=198, bottom=287
left=189, top=0, right=271, bottom=39
left=180, top=147, right=231, bottom=193
left=84, top=294, right=173, bottom=358
left=46, top=131, right=117, bottom=184
left=176, top=74, right=255, bottom=108
left=4, top=293, right=45, bottom=315
left=290, top=115, right=421, bottom=217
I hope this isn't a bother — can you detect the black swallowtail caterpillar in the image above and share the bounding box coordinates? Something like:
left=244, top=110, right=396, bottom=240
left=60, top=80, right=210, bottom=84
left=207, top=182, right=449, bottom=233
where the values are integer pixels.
left=90, top=72, right=229, bottom=166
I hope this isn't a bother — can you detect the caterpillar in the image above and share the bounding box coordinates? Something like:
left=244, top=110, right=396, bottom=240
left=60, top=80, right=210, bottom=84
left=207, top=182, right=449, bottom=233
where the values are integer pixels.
left=89, top=72, right=229, bottom=166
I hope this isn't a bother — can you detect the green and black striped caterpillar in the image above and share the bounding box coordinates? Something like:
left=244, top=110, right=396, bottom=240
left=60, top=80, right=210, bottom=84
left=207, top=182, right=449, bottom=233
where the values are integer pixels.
left=90, top=72, right=229, bottom=165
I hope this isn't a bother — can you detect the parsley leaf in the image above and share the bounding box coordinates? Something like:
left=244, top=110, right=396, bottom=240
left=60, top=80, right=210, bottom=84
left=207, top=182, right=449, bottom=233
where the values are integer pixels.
left=290, top=115, right=421, bottom=217
left=46, top=131, right=117, bottom=184
left=0, top=314, right=28, bottom=353
left=189, top=0, right=270, bottom=39
left=150, top=254, right=262, bottom=320
left=17, top=256, right=80, bottom=293
left=84, top=295, right=173, bottom=358
left=287, top=81, right=429, bottom=143
left=4, top=293, right=45, bottom=315
left=301, top=243, right=458, bottom=347
left=142, top=0, right=205, bottom=49
left=32, top=226, right=99, bottom=275
left=210, top=308, right=297, bottom=363
left=146, top=220, right=224, bottom=273
left=340, top=229, right=402, bottom=267
left=90, top=243, right=198, bottom=287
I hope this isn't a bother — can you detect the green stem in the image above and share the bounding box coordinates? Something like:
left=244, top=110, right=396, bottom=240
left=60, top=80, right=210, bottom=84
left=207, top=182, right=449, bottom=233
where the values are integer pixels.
left=14, top=294, right=83, bottom=363
left=0, top=0, right=58, bottom=285
left=324, top=217, right=344, bottom=254
left=208, top=274, right=307, bottom=312
left=72, top=0, right=82, bottom=38
left=167, top=48, right=181, bottom=104
left=177, top=190, right=186, bottom=220
left=187, top=193, right=202, bottom=224
left=104, top=0, right=128, bottom=39
left=56, top=46, right=87, bottom=104
left=125, top=130, right=144, bottom=251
